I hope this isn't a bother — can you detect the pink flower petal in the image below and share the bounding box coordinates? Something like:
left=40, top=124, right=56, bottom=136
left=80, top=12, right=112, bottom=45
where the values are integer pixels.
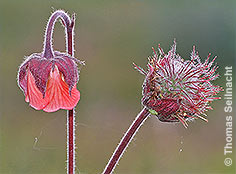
left=25, top=94, right=29, bottom=102
left=27, top=71, right=49, bottom=110
left=43, top=66, right=80, bottom=112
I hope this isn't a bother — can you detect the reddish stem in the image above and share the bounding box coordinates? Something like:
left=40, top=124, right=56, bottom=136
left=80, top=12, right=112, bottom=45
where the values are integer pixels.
left=43, top=10, right=76, bottom=174
left=67, top=109, right=75, bottom=174
left=66, top=14, right=75, bottom=56
left=102, top=108, right=150, bottom=174
left=66, top=13, right=76, bottom=174
left=43, top=10, right=72, bottom=59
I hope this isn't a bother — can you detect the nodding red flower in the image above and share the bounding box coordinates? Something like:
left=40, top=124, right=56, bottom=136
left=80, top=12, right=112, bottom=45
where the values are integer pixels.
left=134, top=40, right=223, bottom=128
left=17, top=10, right=84, bottom=112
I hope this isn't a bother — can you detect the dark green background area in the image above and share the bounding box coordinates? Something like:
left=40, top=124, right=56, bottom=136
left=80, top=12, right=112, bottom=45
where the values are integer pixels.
left=0, top=0, right=235, bottom=173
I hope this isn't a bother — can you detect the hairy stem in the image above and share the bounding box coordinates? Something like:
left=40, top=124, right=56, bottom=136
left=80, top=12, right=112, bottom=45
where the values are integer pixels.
left=102, top=108, right=150, bottom=174
left=67, top=109, right=76, bottom=174
left=43, top=10, right=73, bottom=58
left=66, top=14, right=75, bottom=56
left=63, top=11, right=76, bottom=174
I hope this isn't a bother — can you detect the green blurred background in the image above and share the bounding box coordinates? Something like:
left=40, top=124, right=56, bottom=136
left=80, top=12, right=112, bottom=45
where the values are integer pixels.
left=0, top=0, right=235, bottom=173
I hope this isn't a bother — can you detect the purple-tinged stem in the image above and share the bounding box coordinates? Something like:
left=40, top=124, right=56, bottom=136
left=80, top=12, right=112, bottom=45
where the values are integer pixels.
left=67, top=109, right=76, bottom=174
left=102, top=108, right=150, bottom=174
left=66, top=14, right=75, bottom=56
left=65, top=12, right=76, bottom=174
left=43, top=10, right=72, bottom=59
left=43, top=10, right=77, bottom=174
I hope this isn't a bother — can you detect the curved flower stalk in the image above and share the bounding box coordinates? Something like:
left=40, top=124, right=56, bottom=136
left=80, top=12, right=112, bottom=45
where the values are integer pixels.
left=17, top=10, right=84, bottom=174
left=18, top=10, right=84, bottom=112
left=102, top=40, right=222, bottom=174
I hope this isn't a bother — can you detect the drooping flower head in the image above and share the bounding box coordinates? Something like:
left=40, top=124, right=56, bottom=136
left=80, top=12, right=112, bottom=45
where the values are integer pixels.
left=134, top=40, right=223, bottom=128
left=17, top=10, right=84, bottom=112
